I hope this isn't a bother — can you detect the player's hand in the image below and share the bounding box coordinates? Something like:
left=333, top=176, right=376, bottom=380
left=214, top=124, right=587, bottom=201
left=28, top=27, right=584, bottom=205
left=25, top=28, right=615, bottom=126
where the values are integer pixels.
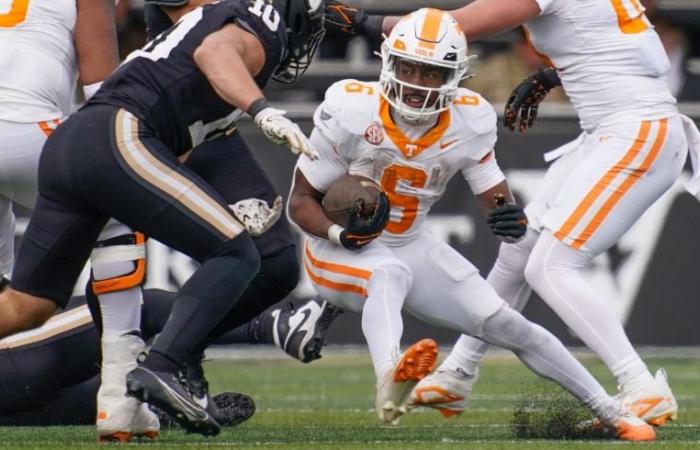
left=504, top=68, right=561, bottom=133
left=488, top=194, right=528, bottom=243
left=254, top=107, right=319, bottom=160
left=340, top=192, right=391, bottom=250
left=325, top=1, right=384, bottom=43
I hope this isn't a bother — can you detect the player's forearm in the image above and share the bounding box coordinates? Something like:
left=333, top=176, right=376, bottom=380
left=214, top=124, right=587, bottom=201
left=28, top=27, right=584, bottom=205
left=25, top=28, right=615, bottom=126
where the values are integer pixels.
left=289, top=194, right=335, bottom=240
left=475, top=180, right=516, bottom=220
left=201, top=53, right=265, bottom=112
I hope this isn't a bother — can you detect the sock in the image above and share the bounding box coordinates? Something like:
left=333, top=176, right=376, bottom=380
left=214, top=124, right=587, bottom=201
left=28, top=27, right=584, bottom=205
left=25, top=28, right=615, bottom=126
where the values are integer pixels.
left=362, top=265, right=410, bottom=378
left=612, top=355, right=655, bottom=390
left=142, top=350, right=180, bottom=374
left=92, top=259, right=142, bottom=334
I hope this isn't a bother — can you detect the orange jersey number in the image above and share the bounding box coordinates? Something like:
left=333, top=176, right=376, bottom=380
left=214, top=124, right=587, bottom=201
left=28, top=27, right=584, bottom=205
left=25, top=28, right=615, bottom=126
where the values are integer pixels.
left=0, top=0, right=30, bottom=28
left=609, top=0, right=648, bottom=34
left=380, top=164, right=428, bottom=234
left=344, top=81, right=374, bottom=96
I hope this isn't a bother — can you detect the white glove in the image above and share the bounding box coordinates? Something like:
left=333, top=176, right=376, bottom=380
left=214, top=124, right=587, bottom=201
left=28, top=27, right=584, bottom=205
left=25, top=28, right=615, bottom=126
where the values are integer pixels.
left=253, top=107, right=319, bottom=160
left=230, top=196, right=283, bottom=236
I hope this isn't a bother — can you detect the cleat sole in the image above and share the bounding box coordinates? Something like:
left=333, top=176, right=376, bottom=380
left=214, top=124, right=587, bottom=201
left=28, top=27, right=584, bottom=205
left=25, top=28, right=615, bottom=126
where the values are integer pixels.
left=393, top=339, right=438, bottom=383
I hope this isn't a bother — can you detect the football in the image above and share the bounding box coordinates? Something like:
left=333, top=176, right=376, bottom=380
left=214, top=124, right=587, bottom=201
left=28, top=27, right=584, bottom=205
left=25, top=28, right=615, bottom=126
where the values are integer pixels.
left=322, top=174, right=384, bottom=226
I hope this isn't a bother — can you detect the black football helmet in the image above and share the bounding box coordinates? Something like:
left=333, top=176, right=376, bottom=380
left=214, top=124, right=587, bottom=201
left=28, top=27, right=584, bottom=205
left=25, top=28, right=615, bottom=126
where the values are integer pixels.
left=272, top=0, right=325, bottom=83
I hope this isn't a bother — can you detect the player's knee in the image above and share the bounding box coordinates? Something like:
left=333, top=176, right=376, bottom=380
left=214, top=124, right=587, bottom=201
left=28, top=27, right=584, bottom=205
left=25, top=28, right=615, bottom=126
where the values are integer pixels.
left=368, top=261, right=412, bottom=295
left=268, top=246, right=300, bottom=296
left=90, top=232, right=147, bottom=295
left=9, top=290, right=57, bottom=331
left=494, top=230, right=537, bottom=276
left=209, top=234, right=262, bottom=277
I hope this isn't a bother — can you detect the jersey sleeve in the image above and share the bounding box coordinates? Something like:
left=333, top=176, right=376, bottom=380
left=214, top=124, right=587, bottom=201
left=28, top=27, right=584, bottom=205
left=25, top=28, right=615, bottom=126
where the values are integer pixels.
left=295, top=99, right=353, bottom=193
left=230, top=2, right=287, bottom=85
left=533, top=0, right=560, bottom=15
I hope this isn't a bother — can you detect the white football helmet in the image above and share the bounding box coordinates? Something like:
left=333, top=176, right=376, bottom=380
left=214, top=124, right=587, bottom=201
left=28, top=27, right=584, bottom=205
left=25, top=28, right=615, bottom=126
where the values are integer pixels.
left=379, top=8, right=471, bottom=122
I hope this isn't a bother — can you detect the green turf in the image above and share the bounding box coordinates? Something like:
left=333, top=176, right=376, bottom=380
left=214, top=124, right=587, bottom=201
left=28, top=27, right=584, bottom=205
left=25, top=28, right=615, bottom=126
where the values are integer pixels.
left=0, top=352, right=698, bottom=449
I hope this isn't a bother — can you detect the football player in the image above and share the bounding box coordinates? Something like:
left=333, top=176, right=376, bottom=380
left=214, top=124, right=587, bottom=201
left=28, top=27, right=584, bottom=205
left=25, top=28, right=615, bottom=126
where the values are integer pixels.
left=0, top=0, right=324, bottom=438
left=324, top=0, right=697, bottom=426
left=288, top=9, right=654, bottom=441
left=0, top=290, right=334, bottom=426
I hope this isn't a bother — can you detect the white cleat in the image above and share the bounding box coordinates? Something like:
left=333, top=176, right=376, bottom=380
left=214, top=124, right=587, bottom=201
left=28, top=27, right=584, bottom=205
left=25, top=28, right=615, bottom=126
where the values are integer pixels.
left=618, top=368, right=678, bottom=427
left=375, top=338, right=438, bottom=425
left=97, top=333, right=159, bottom=442
left=599, top=410, right=656, bottom=442
left=407, top=367, right=479, bottom=418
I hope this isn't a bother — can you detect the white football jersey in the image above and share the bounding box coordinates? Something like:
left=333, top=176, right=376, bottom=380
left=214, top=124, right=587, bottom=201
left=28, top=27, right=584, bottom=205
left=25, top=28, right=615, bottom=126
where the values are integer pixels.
left=527, top=0, right=677, bottom=131
left=0, top=0, right=77, bottom=122
left=298, top=79, right=504, bottom=246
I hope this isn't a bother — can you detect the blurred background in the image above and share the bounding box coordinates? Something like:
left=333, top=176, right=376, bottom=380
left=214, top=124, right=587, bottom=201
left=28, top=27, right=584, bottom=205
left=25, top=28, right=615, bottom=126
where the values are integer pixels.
left=81, top=0, right=700, bottom=346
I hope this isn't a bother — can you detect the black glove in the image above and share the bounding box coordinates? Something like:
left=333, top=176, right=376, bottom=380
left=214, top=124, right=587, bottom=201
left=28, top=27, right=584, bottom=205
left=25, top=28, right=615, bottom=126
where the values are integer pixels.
left=504, top=68, right=561, bottom=133
left=339, top=192, right=391, bottom=250
left=325, top=1, right=384, bottom=46
left=487, top=195, right=528, bottom=243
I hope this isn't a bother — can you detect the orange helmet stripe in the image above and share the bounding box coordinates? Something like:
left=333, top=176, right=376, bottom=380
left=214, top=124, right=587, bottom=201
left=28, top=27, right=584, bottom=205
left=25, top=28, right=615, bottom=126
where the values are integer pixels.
left=417, top=8, right=444, bottom=50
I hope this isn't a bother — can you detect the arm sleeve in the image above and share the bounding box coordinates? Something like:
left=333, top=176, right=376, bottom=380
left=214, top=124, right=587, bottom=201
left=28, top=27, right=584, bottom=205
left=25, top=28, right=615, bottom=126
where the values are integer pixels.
left=461, top=151, right=506, bottom=195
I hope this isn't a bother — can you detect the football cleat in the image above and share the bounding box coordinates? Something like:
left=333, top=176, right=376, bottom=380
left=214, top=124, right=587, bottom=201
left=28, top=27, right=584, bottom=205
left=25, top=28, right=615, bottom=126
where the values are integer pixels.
left=271, top=297, right=342, bottom=363
left=96, top=333, right=159, bottom=442
left=605, top=411, right=656, bottom=442
left=617, top=368, right=678, bottom=426
left=126, top=366, right=220, bottom=436
left=375, top=338, right=439, bottom=424
left=153, top=392, right=256, bottom=429
left=407, top=367, right=479, bottom=418
left=182, top=354, right=221, bottom=422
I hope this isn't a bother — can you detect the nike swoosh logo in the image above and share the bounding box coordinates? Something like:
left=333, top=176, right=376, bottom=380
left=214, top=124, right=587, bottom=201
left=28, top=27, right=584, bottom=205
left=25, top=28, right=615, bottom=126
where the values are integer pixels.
left=284, top=308, right=311, bottom=350
left=631, top=397, right=664, bottom=418
left=440, top=139, right=460, bottom=150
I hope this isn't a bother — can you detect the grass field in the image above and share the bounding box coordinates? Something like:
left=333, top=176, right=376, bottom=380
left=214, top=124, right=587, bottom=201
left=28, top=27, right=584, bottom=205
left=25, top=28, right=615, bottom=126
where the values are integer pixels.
left=0, top=348, right=698, bottom=449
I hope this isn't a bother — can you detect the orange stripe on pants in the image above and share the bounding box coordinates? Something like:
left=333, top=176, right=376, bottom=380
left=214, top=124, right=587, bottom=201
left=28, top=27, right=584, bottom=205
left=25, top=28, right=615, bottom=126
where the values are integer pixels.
left=570, top=119, right=668, bottom=249
left=554, top=121, right=652, bottom=245
left=304, top=242, right=370, bottom=296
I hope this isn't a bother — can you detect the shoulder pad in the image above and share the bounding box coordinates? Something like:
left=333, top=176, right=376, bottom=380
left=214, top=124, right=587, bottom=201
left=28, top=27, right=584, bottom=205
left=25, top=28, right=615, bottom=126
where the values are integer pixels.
left=449, top=88, right=497, bottom=137
left=321, top=79, right=381, bottom=136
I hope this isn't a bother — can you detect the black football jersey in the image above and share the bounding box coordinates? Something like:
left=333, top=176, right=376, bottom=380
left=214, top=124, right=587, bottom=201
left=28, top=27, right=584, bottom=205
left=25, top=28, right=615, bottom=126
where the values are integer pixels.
left=90, top=0, right=287, bottom=156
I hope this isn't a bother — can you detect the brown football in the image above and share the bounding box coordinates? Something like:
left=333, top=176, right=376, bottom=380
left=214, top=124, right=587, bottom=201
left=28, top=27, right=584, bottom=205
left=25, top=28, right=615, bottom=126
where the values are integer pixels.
left=322, top=174, right=384, bottom=226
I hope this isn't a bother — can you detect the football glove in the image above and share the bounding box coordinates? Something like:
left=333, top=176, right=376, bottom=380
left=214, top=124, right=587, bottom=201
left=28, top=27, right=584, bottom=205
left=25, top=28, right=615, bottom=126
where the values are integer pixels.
left=230, top=196, right=283, bottom=237
left=338, top=192, right=391, bottom=250
left=254, top=107, right=319, bottom=160
left=504, top=68, right=561, bottom=133
left=325, top=1, right=384, bottom=44
left=488, top=194, right=528, bottom=243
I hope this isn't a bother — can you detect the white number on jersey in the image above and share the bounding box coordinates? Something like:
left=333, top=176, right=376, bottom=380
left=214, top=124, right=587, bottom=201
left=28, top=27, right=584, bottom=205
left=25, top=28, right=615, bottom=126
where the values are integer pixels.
left=247, top=0, right=280, bottom=32
left=127, top=8, right=203, bottom=63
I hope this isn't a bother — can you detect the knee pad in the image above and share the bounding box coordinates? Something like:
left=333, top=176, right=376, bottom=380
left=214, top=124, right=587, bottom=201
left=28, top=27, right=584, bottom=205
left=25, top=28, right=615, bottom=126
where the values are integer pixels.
left=90, top=233, right=147, bottom=295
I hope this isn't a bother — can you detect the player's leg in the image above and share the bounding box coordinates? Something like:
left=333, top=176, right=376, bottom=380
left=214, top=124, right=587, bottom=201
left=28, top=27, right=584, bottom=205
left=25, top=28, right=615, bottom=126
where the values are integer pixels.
left=410, top=230, right=538, bottom=415
left=304, top=238, right=437, bottom=423
left=87, top=220, right=157, bottom=441
left=526, top=117, right=687, bottom=425
left=398, top=234, right=654, bottom=441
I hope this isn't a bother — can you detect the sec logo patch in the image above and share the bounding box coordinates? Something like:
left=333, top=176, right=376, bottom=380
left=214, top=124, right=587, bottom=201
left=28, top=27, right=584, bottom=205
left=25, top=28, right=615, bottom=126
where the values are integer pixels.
left=364, top=122, right=384, bottom=145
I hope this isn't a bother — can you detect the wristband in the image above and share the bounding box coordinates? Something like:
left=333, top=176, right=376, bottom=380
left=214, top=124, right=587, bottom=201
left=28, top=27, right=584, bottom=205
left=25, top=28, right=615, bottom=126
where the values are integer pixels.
left=247, top=98, right=270, bottom=119
left=83, top=81, right=103, bottom=101
left=328, top=224, right=345, bottom=246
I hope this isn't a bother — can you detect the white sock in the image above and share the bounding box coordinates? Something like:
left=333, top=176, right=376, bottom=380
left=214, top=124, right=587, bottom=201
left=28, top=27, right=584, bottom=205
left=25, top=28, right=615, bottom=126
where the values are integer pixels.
left=362, top=265, right=411, bottom=378
left=481, top=306, right=615, bottom=416
left=93, top=260, right=142, bottom=335
left=524, top=231, right=653, bottom=387
left=441, top=231, right=538, bottom=375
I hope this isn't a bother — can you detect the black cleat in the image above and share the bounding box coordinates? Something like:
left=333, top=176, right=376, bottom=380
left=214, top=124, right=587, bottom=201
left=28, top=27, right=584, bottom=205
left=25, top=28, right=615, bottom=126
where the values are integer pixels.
left=153, top=392, right=256, bottom=428
left=182, top=354, right=222, bottom=423
left=126, top=366, right=220, bottom=436
left=271, top=297, right=342, bottom=363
